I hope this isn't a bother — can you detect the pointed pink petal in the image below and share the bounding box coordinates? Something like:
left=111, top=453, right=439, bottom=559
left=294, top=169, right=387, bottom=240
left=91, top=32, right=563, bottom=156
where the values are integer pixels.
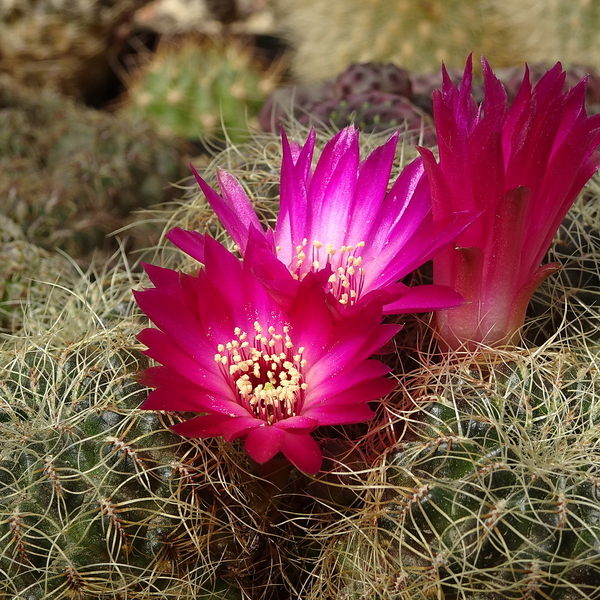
left=302, top=402, right=375, bottom=426
left=306, top=359, right=391, bottom=402
left=220, top=417, right=263, bottom=442
left=280, top=432, right=322, bottom=474
left=171, top=414, right=232, bottom=438
left=191, top=164, right=261, bottom=251
left=141, top=262, right=181, bottom=289
left=276, top=128, right=312, bottom=257
left=307, top=376, right=396, bottom=410
left=346, top=131, right=398, bottom=242
left=244, top=425, right=285, bottom=463
left=383, top=284, right=465, bottom=314
left=273, top=415, right=318, bottom=432
left=137, top=328, right=215, bottom=378
left=166, top=228, right=206, bottom=263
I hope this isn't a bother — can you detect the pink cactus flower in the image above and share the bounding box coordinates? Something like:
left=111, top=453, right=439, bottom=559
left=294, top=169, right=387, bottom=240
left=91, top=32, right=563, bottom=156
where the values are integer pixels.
left=134, top=235, right=399, bottom=474
left=419, top=55, right=600, bottom=351
left=169, top=126, right=475, bottom=317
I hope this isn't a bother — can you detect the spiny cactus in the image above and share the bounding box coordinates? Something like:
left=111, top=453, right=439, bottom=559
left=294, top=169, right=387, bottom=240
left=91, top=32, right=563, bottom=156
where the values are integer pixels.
left=260, top=62, right=435, bottom=142
left=0, top=253, right=302, bottom=599
left=272, top=0, right=514, bottom=83
left=154, top=125, right=600, bottom=600
left=524, top=188, right=600, bottom=346
left=0, top=74, right=187, bottom=261
left=0, top=215, right=78, bottom=334
left=121, top=36, right=281, bottom=143
left=0, top=336, right=254, bottom=599
left=306, top=345, right=600, bottom=600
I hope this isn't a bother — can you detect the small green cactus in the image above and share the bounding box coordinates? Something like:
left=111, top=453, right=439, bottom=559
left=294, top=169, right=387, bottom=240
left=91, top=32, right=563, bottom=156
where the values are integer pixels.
left=122, top=36, right=280, bottom=143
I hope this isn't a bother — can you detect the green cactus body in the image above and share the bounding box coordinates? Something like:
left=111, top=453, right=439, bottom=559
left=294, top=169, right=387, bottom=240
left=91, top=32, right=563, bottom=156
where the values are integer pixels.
left=328, top=352, right=600, bottom=600
left=0, top=74, right=186, bottom=260
left=123, top=37, right=279, bottom=143
left=0, top=339, right=248, bottom=599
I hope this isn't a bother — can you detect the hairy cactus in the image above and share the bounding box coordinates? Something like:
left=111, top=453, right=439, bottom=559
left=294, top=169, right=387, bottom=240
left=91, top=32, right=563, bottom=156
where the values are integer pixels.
left=524, top=190, right=600, bottom=346
left=122, top=36, right=280, bottom=143
left=0, top=215, right=79, bottom=334
left=0, top=74, right=187, bottom=260
left=0, top=253, right=303, bottom=599
left=272, top=0, right=513, bottom=83
left=4, top=121, right=598, bottom=599
left=0, top=337, right=254, bottom=599
left=306, top=346, right=600, bottom=600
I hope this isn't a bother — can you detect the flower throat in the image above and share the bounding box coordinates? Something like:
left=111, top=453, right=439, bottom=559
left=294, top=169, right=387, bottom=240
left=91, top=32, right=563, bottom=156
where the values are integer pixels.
left=288, top=238, right=366, bottom=305
left=214, top=323, right=307, bottom=424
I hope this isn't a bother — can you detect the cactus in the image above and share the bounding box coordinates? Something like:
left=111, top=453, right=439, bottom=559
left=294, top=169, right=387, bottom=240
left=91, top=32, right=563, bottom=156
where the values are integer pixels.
left=303, top=345, right=600, bottom=600
left=0, top=0, right=150, bottom=102
left=0, top=251, right=303, bottom=599
left=0, top=336, right=252, bottom=598
left=272, top=0, right=514, bottom=84
left=0, top=215, right=79, bottom=334
left=4, top=121, right=599, bottom=598
left=0, top=74, right=187, bottom=261
left=273, top=0, right=600, bottom=87
left=158, top=125, right=600, bottom=600
left=524, top=190, right=600, bottom=346
left=260, top=62, right=436, bottom=142
left=122, top=36, right=280, bottom=143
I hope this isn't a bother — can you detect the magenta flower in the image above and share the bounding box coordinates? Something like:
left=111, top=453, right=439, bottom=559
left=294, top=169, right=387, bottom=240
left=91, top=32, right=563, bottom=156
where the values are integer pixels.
left=133, top=234, right=399, bottom=474
left=169, top=126, right=475, bottom=316
left=419, top=55, right=600, bottom=351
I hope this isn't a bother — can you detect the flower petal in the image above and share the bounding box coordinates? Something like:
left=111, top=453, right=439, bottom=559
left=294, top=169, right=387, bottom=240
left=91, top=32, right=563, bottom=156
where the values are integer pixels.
left=244, top=425, right=285, bottom=463
left=281, top=432, right=322, bottom=474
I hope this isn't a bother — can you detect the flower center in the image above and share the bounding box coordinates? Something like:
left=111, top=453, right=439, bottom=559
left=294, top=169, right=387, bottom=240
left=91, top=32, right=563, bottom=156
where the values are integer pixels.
left=214, top=322, right=307, bottom=424
left=289, top=238, right=366, bottom=305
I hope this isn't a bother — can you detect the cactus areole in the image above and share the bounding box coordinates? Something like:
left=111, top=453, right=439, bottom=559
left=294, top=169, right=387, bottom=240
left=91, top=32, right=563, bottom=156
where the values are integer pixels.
left=419, top=54, right=600, bottom=351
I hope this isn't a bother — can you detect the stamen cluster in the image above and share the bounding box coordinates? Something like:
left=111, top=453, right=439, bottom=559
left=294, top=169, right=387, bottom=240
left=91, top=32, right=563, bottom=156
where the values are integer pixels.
left=290, top=238, right=366, bottom=306
left=214, top=324, right=307, bottom=425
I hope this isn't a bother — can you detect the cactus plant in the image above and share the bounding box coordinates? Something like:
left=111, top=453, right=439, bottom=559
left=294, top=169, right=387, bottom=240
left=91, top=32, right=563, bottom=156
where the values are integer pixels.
left=272, top=0, right=515, bottom=83
left=156, top=124, right=600, bottom=600
left=4, top=116, right=600, bottom=599
left=0, top=335, right=254, bottom=599
left=122, top=36, right=281, bottom=143
left=303, top=344, right=600, bottom=600
left=0, top=0, right=150, bottom=101
left=260, top=62, right=436, bottom=142
left=0, top=215, right=79, bottom=334
left=0, top=250, right=305, bottom=599
left=0, top=74, right=187, bottom=261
